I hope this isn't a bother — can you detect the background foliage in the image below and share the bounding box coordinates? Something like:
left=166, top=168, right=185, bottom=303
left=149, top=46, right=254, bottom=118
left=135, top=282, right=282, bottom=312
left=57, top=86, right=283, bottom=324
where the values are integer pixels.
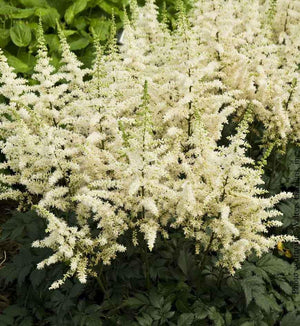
left=0, top=0, right=299, bottom=325
left=0, top=0, right=191, bottom=74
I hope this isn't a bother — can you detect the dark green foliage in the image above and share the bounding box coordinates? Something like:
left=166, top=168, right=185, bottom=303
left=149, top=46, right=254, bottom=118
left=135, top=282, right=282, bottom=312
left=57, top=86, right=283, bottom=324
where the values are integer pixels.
left=0, top=209, right=299, bottom=325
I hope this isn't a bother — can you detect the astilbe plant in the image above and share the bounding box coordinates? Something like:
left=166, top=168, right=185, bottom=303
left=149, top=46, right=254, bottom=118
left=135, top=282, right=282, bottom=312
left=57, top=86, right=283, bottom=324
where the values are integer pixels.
left=0, top=0, right=299, bottom=289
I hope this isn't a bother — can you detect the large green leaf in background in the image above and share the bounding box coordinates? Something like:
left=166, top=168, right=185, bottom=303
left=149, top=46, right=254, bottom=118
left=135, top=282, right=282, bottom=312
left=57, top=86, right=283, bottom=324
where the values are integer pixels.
left=10, top=21, right=31, bottom=47
left=0, top=0, right=191, bottom=74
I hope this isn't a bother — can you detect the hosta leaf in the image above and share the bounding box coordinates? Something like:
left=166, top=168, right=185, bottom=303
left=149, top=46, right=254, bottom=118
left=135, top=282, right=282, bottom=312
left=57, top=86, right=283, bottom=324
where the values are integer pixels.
left=5, top=53, right=30, bottom=73
left=11, top=8, right=35, bottom=19
left=35, top=7, right=60, bottom=28
left=0, top=3, right=17, bottom=16
left=65, top=0, right=88, bottom=25
left=97, top=1, right=122, bottom=16
left=45, top=34, right=60, bottom=52
left=89, top=18, right=110, bottom=40
left=10, top=22, right=31, bottom=47
left=19, top=0, right=49, bottom=7
left=69, top=37, right=90, bottom=51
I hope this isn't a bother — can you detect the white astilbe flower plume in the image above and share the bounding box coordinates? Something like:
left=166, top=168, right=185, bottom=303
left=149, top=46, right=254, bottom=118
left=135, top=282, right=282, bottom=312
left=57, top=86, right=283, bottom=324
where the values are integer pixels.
left=0, top=0, right=298, bottom=288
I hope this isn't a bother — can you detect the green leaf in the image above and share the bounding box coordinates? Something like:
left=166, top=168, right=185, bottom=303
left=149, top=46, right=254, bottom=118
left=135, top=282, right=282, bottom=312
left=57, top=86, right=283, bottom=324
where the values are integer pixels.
left=0, top=314, right=14, bottom=325
left=35, top=7, right=60, bottom=28
left=178, top=313, right=194, bottom=326
left=0, top=3, right=18, bottom=16
left=19, top=0, right=49, bottom=7
left=208, top=307, right=224, bottom=326
left=69, top=37, right=89, bottom=51
left=136, top=313, right=153, bottom=326
left=11, top=8, right=35, bottom=19
left=240, top=276, right=264, bottom=306
left=254, top=294, right=280, bottom=313
left=275, top=279, right=293, bottom=295
left=97, top=1, right=122, bottom=16
left=124, top=297, right=146, bottom=308
left=10, top=22, right=31, bottom=47
left=225, top=311, right=232, bottom=325
left=30, top=269, right=46, bottom=288
left=61, top=30, right=78, bottom=37
left=45, top=34, right=60, bottom=53
left=178, top=249, right=193, bottom=276
left=65, top=0, right=88, bottom=25
left=281, top=312, right=300, bottom=326
left=149, top=290, right=163, bottom=309
left=73, top=16, right=87, bottom=30
left=18, top=265, right=33, bottom=285
left=5, top=53, right=30, bottom=73
left=19, top=316, right=33, bottom=326
left=257, top=254, right=291, bottom=276
left=89, top=18, right=110, bottom=41
left=0, top=29, right=10, bottom=49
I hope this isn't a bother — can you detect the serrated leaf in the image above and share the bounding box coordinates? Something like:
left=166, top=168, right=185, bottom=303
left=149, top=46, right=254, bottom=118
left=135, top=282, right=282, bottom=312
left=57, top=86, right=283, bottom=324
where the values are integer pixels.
left=275, top=279, right=293, bottom=295
left=254, top=294, right=280, bottom=313
left=240, top=276, right=264, bottom=306
left=149, top=290, right=163, bottom=308
left=10, top=22, right=31, bottom=47
left=208, top=307, right=224, bottom=326
left=30, top=269, right=46, bottom=288
left=257, top=254, right=291, bottom=275
left=18, top=265, right=33, bottom=286
left=178, top=249, right=193, bottom=276
left=136, top=313, right=153, bottom=326
left=124, top=297, right=146, bottom=308
left=240, top=322, right=255, bottom=326
left=281, top=312, right=300, bottom=326
left=178, top=313, right=194, bottom=326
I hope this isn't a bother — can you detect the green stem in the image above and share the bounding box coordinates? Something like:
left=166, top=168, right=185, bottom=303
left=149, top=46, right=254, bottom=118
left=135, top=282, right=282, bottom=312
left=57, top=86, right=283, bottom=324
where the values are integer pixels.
left=199, top=233, right=215, bottom=272
left=216, top=268, right=224, bottom=289
left=141, top=244, right=151, bottom=289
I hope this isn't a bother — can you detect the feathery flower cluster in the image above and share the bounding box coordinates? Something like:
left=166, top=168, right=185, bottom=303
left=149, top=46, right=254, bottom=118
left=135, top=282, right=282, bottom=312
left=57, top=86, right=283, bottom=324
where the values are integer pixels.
left=0, top=0, right=299, bottom=288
